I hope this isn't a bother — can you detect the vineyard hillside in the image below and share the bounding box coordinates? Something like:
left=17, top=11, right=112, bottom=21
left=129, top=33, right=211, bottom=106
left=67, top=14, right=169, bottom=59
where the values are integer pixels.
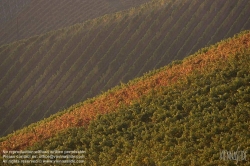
left=0, top=0, right=150, bottom=45
left=1, top=30, right=250, bottom=165
left=0, top=0, right=250, bottom=137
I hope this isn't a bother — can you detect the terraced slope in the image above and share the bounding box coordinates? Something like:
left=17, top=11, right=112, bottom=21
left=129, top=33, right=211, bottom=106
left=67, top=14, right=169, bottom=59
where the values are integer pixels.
left=1, top=30, right=249, bottom=165
left=0, top=0, right=150, bottom=45
left=0, top=0, right=250, bottom=137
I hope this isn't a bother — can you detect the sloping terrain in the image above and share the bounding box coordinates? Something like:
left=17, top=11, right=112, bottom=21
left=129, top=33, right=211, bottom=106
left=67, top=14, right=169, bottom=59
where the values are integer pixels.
left=0, top=0, right=31, bottom=25
left=0, top=0, right=151, bottom=45
left=1, top=30, right=250, bottom=165
left=0, top=0, right=250, bottom=137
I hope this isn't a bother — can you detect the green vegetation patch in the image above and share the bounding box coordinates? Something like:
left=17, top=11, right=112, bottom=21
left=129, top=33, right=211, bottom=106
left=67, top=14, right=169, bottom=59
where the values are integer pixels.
left=28, top=48, right=250, bottom=165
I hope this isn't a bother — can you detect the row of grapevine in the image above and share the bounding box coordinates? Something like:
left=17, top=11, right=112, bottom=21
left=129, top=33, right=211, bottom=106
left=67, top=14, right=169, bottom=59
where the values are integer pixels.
left=15, top=21, right=116, bottom=128
left=224, top=0, right=250, bottom=39
left=137, top=0, right=200, bottom=74
left=0, top=37, right=40, bottom=106
left=0, top=0, right=240, bottom=135
left=0, top=0, right=151, bottom=45
left=11, top=32, right=75, bottom=128
left=153, top=0, right=197, bottom=66
left=1, top=0, right=250, bottom=137
left=91, top=8, right=150, bottom=92
left=0, top=37, right=45, bottom=133
left=135, top=4, right=178, bottom=76
left=2, top=29, right=249, bottom=152
left=8, top=28, right=89, bottom=130
left=175, top=0, right=217, bottom=60
left=205, top=1, right=237, bottom=47
left=0, top=0, right=164, bottom=136
left=208, top=0, right=248, bottom=47
left=101, top=12, right=151, bottom=91
left=1, top=30, right=249, bottom=160
left=0, top=31, right=72, bottom=135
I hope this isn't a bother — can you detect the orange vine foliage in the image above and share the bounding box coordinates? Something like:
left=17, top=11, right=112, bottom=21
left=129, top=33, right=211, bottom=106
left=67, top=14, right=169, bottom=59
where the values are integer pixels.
left=0, top=32, right=249, bottom=152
